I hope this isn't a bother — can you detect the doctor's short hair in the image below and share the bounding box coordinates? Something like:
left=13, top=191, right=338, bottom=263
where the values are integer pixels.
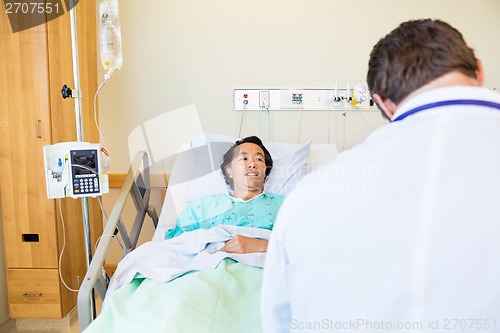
left=220, top=136, right=273, bottom=190
left=367, top=19, right=478, bottom=106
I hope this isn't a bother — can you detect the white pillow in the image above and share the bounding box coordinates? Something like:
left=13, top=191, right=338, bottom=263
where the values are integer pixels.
left=264, top=141, right=311, bottom=195
left=184, top=170, right=228, bottom=203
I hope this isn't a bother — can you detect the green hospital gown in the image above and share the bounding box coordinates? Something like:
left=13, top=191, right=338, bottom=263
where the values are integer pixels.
left=166, top=193, right=284, bottom=239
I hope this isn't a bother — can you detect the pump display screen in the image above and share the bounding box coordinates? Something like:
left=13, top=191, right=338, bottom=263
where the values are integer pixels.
left=72, top=153, right=96, bottom=174
left=70, top=149, right=100, bottom=195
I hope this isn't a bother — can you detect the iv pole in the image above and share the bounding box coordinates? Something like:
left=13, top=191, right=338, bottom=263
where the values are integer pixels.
left=68, top=0, right=96, bottom=319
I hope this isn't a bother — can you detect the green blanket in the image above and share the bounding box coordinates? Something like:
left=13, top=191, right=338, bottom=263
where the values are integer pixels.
left=84, top=259, right=263, bottom=333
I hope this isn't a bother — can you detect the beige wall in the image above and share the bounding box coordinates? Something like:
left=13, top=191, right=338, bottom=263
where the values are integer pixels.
left=96, top=0, right=500, bottom=263
left=2, top=0, right=500, bottom=308
left=98, top=0, right=500, bottom=173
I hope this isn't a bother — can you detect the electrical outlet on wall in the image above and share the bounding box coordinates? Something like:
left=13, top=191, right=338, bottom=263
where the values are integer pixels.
left=259, top=90, right=270, bottom=108
left=280, top=90, right=304, bottom=109
left=233, top=89, right=259, bottom=110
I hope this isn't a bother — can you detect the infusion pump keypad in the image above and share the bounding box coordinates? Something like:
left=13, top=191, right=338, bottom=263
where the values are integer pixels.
left=73, top=174, right=100, bottom=194
left=70, top=149, right=100, bottom=196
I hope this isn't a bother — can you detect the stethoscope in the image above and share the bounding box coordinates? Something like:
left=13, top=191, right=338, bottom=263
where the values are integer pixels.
left=392, top=99, right=500, bottom=122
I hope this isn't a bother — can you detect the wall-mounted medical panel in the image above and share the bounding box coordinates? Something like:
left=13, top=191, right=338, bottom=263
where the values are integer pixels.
left=233, top=86, right=375, bottom=111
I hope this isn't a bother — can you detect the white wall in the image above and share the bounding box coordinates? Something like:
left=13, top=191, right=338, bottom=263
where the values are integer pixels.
left=94, top=0, right=500, bottom=264
left=1, top=2, right=499, bottom=306
left=98, top=0, right=500, bottom=173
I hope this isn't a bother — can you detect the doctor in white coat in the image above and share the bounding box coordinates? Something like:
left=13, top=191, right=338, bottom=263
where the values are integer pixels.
left=262, top=19, right=500, bottom=333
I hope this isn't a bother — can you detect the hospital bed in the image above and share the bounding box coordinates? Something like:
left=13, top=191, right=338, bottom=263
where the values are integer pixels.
left=78, top=133, right=338, bottom=332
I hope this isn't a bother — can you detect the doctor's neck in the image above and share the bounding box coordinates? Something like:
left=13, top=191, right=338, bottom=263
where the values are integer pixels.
left=399, top=71, right=484, bottom=107
left=380, top=70, right=484, bottom=119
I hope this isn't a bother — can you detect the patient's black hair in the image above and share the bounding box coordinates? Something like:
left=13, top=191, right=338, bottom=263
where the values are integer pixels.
left=220, top=136, right=273, bottom=190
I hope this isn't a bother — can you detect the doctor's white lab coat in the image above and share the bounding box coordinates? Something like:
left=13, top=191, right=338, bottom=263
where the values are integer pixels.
left=262, top=86, right=500, bottom=333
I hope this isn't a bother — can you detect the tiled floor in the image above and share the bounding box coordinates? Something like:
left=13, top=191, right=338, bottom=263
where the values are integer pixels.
left=0, top=309, right=79, bottom=332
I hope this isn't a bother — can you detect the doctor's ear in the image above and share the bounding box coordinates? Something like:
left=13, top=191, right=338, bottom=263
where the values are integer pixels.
left=372, top=94, right=397, bottom=119
left=476, top=58, right=485, bottom=86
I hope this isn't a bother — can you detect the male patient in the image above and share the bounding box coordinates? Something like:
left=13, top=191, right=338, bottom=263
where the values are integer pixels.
left=262, top=19, right=500, bottom=332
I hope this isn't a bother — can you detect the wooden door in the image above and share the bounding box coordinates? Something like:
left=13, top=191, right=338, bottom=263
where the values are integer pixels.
left=0, top=9, right=59, bottom=269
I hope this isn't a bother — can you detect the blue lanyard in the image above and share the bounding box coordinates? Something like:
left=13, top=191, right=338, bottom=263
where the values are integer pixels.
left=392, top=99, right=500, bottom=122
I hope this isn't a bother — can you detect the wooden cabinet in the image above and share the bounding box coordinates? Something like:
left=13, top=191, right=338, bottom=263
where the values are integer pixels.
left=0, top=2, right=103, bottom=318
left=7, top=269, right=62, bottom=319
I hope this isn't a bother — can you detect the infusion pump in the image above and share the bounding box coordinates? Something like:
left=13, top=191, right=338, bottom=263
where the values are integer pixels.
left=44, top=142, right=109, bottom=199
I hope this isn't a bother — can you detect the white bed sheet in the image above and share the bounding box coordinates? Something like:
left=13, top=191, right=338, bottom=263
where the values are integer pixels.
left=107, top=225, right=270, bottom=298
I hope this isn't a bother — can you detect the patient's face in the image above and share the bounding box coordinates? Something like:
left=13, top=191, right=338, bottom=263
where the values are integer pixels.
left=227, top=143, right=267, bottom=194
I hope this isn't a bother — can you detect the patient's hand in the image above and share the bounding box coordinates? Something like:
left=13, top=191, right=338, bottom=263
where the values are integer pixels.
left=219, top=235, right=268, bottom=254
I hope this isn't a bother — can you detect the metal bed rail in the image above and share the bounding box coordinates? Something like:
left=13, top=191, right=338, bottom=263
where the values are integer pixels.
left=77, top=151, right=159, bottom=331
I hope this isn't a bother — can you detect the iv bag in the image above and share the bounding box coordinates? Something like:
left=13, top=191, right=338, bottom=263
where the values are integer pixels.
left=99, top=0, right=122, bottom=77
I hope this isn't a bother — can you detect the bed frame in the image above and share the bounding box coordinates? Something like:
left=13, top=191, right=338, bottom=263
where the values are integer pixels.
left=78, top=151, right=159, bottom=331
left=76, top=140, right=339, bottom=331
